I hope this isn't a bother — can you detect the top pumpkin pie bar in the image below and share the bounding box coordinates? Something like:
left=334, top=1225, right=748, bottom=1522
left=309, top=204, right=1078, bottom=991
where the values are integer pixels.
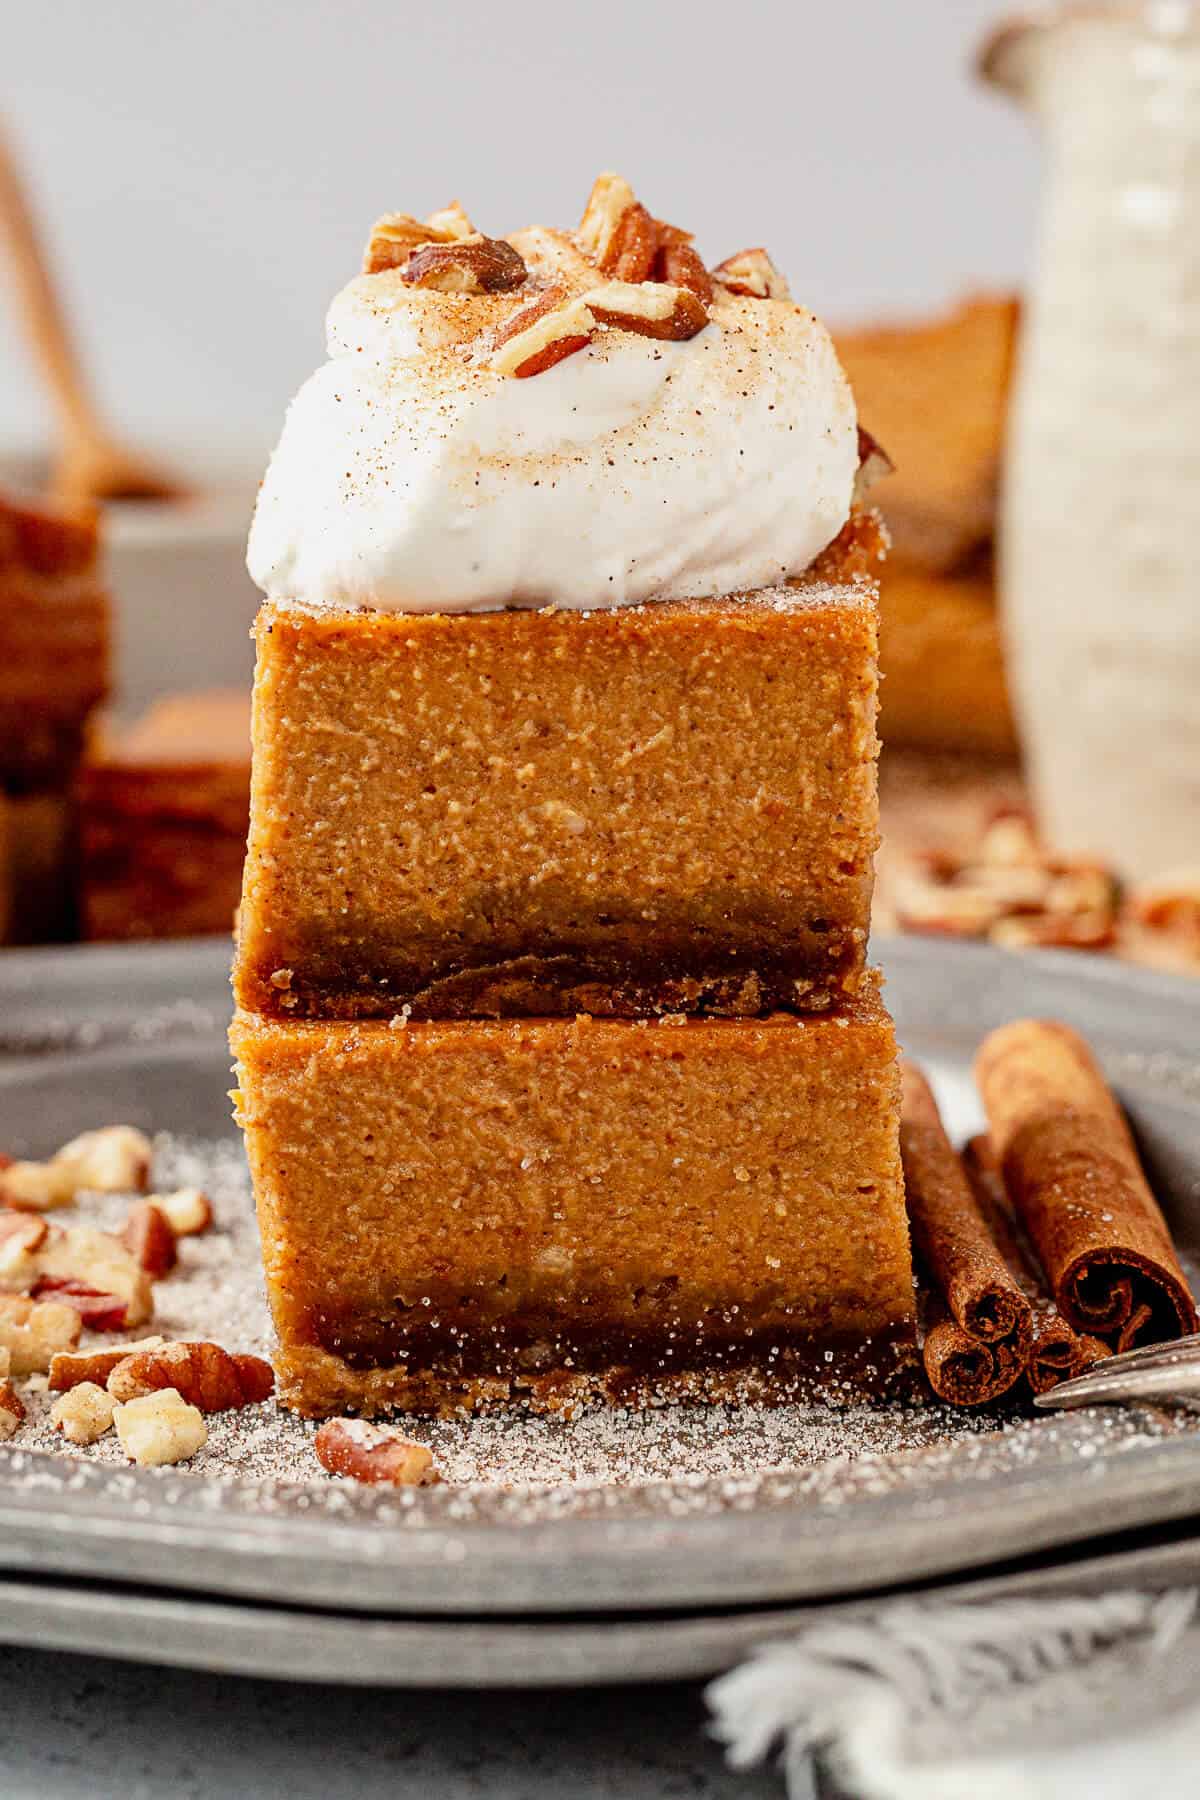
left=234, top=178, right=886, bottom=1020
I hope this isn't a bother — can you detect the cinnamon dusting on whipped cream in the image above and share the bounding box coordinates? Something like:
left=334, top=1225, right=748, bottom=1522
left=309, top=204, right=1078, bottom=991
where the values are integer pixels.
left=248, top=177, right=859, bottom=614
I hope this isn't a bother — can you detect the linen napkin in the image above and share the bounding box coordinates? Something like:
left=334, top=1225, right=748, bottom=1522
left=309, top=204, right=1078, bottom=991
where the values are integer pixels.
left=708, top=1586, right=1200, bottom=1799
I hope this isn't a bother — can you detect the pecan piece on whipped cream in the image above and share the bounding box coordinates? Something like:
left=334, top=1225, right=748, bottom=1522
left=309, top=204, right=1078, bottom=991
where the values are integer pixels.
left=852, top=425, right=895, bottom=506
left=712, top=247, right=791, bottom=301
left=362, top=204, right=476, bottom=274
left=656, top=231, right=714, bottom=303
left=584, top=279, right=708, bottom=342
left=489, top=286, right=596, bottom=378
left=423, top=201, right=474, bottom=241
left=577, top=173, right=704, bottom=290
left=402, top=235, right=527, bottom=294
left=577, top=173, right=641, bottom=267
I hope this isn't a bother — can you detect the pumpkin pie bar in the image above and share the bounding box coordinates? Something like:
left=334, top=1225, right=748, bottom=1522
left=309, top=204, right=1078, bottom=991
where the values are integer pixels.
left=232, top=174, right=914, bottom=1413
left=231, top=979, right=916, bottom=1415
left=0, top=488, right=110, bottom=940
left=81, top=689, right=250, bottom=941
left=834, top=295, right=1019, bottom=756
left=234, top=517, right=881, bottom=1021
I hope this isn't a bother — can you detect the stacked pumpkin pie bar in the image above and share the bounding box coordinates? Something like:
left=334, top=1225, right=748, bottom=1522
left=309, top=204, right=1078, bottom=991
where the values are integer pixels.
left=230, top=176, right=917, bottom=1416
left=0, top=488, right=109, bottom=942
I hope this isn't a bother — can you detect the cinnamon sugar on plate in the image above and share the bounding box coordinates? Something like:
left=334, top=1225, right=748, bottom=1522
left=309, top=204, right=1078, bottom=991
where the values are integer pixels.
left=2, top=1133, right=1197, bottom=1516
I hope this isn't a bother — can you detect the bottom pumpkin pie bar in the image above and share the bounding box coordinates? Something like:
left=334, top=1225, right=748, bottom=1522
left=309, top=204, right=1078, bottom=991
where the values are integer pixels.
left=231, top=979, right=916, bottom=1416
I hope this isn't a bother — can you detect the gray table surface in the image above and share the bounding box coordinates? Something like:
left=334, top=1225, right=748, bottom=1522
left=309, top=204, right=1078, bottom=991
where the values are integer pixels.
left=0, top=1647, right=780, bottom=1799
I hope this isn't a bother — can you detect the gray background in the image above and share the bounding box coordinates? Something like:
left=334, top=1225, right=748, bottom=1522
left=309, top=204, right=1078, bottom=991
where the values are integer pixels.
left=4, top=0, right=1037, bottom=471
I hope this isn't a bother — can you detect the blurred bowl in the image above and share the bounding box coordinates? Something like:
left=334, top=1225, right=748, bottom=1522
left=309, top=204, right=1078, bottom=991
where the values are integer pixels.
left=105, top=484, right=259, bottom=722
left=0, top=452, right=260, bottom=721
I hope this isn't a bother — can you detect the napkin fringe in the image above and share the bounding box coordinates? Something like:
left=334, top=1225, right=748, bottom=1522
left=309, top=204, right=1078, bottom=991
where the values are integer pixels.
left=707, top=1587, right=1196, bottom=1800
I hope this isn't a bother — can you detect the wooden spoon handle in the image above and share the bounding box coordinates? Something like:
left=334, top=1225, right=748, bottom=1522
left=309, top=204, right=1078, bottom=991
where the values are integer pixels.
left=0, top=123, right=98, bottom=440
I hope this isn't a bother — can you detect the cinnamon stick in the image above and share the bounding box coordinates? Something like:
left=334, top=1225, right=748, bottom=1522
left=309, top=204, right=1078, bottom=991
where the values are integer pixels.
left=975, top=1020, right=1197, bottom=1352
left=961, top=1134, right=1110, bottom=1395
left=900, top=1063, right=1032, bottom=1405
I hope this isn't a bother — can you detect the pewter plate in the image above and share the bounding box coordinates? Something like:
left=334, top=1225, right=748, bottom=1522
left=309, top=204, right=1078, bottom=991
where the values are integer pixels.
left=5, top=1528, right=1200, bottom=1688
left=1, top=937, right=1200, bottom=1652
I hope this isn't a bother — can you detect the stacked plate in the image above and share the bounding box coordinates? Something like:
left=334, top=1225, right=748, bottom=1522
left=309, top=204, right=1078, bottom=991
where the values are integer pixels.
left=2, top=937, right=1200, bottom=1687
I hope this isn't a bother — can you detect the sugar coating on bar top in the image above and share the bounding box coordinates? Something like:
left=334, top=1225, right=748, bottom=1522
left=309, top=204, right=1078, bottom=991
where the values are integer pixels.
left=234, top=574, right=880, bottom=1022
left=230, top=992, right=916, bottom=1418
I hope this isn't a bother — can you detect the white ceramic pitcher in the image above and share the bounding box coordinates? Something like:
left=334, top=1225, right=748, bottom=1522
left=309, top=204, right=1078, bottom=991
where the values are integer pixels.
left=982, top=3, right=1200, bottom=881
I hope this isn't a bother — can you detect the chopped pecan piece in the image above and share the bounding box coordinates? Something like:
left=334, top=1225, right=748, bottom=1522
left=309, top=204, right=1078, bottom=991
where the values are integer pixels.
left=114, top=1388, right=207, bottom=1467
left=578, top=174, right=711, bottom=295
left=52, top=1126, right=152, bottom=1194
left=402, top=235, right=527, bottom=294
left=990, top=912, right=1117, bottom=951
left=655, top=232, right=713, bottom=303
left=1129, top=871, right=1200, bottom=955
left=121, top=1201, right=177, bottom=1278
left=0, top=1161, right=74, bottom=1211
left=33, top=1225, right=153, bottom=1328
left=712, top=247, right=791, bottom=300
left=977, top=812, right=1042, bottom=868
left=0, top=1294, right=80, bottom=1376
left=49, top=1337, right=167, bottom=1392
left=604, top=203, right=663, bottom=283
left=577, top=172, right=641, bottom=267
left=33, top=1281, right=130, bottom=1331
left=852, top=425, right=895, bottom=506
left=364, top=213, right=437, bottom=273
left=314, top=1418, right=438, bottom=1487
left=584, top=279, right=708, bottom=342
left=0, top=1212, right=47, bottom=1250
left=152, top=1187, right=213, bottom=1237
left=107, top=1340, right=274, bottom=1411
left=363, top=203, right=477, bottom=274
left=489, top=288, right=595, bottom=378
left=0, top=1214, right=48, bottom=1291
left=896, top=809, right=1121, bottom=955
left=0, top=1378, right=24, bottom=1440
left=50, top=1381, right=116, bottom=1445
left=424, top=201, right=475, bottom=240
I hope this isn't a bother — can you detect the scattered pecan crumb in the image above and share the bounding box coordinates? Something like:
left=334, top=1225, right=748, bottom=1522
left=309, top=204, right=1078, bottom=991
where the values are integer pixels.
left=0, top=1377, right=25, bottom=1440
left=0, top=1294, right=81, bottom=1376
left=49, top=1336, right=167, bottom=1393
left=314, top=1418, right=438, bottom=1487
left=107, top=1340, right=274, bottom=1412
left=50, top=1381, right=115, bottom=1445
left=121, top=1200, right=177, bottom=1278
left=152, top=1188, right=213, bottom=1237
left=896, top=810, right=1119, bottom=952
left=1, top=1125, right=151, bottom=1212
left=1128, top=871, right=1200, bottom=959
left=114, top=1388, right=207, bottom=1467
left=32, top=1224, right=154, bottom=1328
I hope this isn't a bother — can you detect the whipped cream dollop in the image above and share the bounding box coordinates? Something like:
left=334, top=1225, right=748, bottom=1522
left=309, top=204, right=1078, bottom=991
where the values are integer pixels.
left=248, top=227, right=858, bottom=613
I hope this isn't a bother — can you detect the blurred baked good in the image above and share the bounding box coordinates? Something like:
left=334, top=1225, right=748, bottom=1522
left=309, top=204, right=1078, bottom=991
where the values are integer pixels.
left=80, top=689, right=249, bottom=941
left=835, top=295, right=1019, bottom=756
left=0, top=488, right=109, bottom=941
